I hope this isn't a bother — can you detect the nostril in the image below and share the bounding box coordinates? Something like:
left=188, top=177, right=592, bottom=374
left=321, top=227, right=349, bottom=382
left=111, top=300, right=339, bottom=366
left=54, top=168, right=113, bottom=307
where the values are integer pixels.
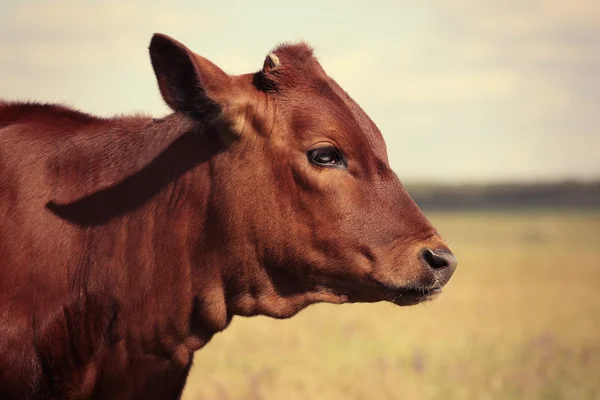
left=422, top=248, right=456, bottom=270
left=422, top=248, right=446, bottom=269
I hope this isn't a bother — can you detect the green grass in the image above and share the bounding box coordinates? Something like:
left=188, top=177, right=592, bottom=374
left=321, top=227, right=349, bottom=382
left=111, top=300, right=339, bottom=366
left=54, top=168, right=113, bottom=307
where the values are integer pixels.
left=182, top=211, right=600, bottom=400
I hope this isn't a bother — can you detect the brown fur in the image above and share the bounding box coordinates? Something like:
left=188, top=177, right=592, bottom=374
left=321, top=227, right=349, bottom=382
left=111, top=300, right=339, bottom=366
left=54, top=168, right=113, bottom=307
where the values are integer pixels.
left=0, top=34, right=457, bottom=399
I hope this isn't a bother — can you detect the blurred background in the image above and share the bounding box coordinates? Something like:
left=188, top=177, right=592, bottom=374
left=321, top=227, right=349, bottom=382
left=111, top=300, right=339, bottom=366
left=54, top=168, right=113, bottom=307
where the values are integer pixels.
left=2, top=0, right=599, bottom=398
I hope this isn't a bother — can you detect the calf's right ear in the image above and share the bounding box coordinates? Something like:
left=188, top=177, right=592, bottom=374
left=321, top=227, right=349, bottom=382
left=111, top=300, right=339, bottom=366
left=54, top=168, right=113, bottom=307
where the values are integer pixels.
left=149, top=33, right=230, bottom=120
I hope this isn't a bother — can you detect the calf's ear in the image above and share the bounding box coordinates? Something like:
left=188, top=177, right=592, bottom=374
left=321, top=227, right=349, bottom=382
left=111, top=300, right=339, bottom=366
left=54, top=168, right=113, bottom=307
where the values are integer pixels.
left=149, top=33, right=229, bottom=120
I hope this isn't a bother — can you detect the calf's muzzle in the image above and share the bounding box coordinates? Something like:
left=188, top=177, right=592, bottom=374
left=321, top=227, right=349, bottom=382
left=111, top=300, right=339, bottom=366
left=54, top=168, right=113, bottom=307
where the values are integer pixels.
left=420, top=247, right=457, bottom=287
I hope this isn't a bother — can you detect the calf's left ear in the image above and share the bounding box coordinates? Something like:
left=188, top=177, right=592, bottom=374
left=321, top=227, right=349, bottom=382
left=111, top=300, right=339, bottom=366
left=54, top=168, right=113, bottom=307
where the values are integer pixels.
left=149, top=33, right=230, bottom=120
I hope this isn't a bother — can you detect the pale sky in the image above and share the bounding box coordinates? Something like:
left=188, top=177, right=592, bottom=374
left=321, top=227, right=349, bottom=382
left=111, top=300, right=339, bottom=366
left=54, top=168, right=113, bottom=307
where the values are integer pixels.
left=1, top=0, right=599, bottom=183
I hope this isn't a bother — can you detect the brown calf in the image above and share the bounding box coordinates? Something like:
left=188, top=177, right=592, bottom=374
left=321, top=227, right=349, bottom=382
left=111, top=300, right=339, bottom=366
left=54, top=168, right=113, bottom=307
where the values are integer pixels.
left=0, top=34, right=457, bottom=399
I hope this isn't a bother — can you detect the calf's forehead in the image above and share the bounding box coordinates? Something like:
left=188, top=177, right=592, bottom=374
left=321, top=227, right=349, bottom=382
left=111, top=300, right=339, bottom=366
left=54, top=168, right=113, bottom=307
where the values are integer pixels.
left=281, top=76, right=390, bottom=166
left=241, top=41, right=390, bottom=167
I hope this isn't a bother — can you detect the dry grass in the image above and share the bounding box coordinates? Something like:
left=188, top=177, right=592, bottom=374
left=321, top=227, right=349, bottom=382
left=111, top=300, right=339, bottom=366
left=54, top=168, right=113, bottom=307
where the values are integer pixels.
left=182, top=211, right=600, bottom=400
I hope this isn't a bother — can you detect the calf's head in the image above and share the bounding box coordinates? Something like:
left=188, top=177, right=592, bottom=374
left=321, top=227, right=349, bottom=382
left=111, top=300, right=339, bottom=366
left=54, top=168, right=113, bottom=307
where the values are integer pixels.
left=149, top=34, right=457, bottom=319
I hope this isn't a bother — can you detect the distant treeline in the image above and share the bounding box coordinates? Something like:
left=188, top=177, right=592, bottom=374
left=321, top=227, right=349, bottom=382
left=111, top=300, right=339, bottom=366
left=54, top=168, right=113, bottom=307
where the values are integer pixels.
left=404, top=180, right=600, bottom=211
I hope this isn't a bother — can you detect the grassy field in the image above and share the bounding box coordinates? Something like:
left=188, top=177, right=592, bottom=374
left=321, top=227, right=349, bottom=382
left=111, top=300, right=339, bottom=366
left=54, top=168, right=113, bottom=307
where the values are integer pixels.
left=182, top=211, right=600, bottom=400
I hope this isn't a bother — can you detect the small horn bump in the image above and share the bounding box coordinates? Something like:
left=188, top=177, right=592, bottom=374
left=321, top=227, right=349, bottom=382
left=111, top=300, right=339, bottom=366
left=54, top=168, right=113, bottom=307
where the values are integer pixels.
left=264, top=53, right=280, bottom=70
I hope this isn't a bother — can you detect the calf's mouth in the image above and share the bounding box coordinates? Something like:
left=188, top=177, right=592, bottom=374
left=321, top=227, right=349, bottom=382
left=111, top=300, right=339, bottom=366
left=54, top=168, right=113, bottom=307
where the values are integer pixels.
left=318, top=273, right=445, bottom=307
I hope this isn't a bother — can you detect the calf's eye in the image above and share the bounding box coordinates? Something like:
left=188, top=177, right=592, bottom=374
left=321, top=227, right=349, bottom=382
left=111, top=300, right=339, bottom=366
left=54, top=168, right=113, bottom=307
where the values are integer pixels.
left=307, top=146, right=346, bottom=169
